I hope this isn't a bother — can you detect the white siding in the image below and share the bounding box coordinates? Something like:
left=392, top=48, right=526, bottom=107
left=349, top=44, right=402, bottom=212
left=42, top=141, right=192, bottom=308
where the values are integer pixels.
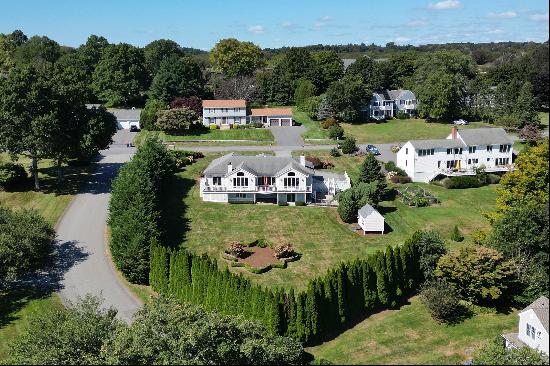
left=359, top=212, right=385, bottom=233
left=396, top=142, right=416, bottom=179
left=518, top=310, right=549, bottom=355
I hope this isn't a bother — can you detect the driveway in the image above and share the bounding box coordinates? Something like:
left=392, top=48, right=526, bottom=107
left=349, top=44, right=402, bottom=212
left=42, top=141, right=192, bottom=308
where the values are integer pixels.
left=268, top=126, right=306, bottom=148
left=56, top=130, right=140, bottom=322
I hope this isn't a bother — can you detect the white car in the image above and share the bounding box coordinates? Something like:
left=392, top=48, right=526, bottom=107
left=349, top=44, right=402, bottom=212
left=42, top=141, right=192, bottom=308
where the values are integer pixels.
left=453, top=119, right=469, bottom=125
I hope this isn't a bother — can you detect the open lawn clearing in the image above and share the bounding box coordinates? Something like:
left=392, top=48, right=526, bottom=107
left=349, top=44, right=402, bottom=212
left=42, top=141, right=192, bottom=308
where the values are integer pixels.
left=307, top=296, right=517, bottom=365
left=161, top=154, right=496, bottom=290
left=0, top=289, right=63, bottom=362
left=540, top=112, right=549, bottom=127
left=135, top=129, right=274, bottom=145
left=294, top=109, right=329, bottom=140
left=341, top=119, right=494, bottom=144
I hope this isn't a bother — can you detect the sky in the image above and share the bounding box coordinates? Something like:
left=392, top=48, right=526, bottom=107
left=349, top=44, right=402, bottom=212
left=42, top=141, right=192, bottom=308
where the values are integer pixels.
left=1, top=0, right=548, bottom=50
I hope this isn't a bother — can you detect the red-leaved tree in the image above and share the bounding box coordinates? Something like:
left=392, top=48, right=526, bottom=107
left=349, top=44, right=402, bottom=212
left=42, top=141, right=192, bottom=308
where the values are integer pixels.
left=170, top=96, right=203, bottom=116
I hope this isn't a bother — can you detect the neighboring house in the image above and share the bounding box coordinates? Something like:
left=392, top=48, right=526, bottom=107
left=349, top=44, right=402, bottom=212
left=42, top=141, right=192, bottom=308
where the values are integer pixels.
left=202, top=100, right=247, bottom=128
left=396, top=127, right=514, bottom=183
left=358, top=204, right=385, bottom=234
left=364, top=89, right=417, bottom=120
left=202, top=100, right=294, bottom=128
left=503, top=296, right=549, bottom=356
left=86, top=104, right=141, bottom=130
left=200, top=153, right=350, bottom=204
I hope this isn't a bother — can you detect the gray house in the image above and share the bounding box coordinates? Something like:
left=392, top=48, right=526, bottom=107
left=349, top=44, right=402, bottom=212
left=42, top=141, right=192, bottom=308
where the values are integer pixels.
left=364, top=89, right=417, bottom=120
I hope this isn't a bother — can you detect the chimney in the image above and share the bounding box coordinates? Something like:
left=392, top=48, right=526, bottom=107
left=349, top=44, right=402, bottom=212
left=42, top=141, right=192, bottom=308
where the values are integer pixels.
left=451, top=127, right=458, bottom=139
left=227, top=162, right=232, bottom=173
left=300, top=155, right=306, bottom=167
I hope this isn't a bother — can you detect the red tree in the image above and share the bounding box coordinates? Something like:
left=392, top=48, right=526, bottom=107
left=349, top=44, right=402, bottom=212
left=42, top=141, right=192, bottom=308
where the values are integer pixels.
left=170, top=96, right=203, bottom=116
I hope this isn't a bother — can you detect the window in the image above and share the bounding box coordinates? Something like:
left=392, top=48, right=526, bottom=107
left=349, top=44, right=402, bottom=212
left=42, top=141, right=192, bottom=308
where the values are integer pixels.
left=469, top=146, right=476, bottom=154
left=499, top=144, right=511, bottom=153
left=487, top=145, right=493, bottom=152
left=284, top=177, right=299, bottom=187
left=287, top=193, right=296, bottom=202
left=487, top=158, right=490, bottom=162
left=213, top=177, right=221, bottom=185
left=406, top=148, right=408, bottom=154
left=258, top=176, right=274, bottom=185
left=373, top=101, right=380, bottom=106
left=400, top=100, right=404, bottom=105
left=527, top=324, right=536, bottom=340
left=235, top=193, right=247, bottom=199
left=405, top=160, right=407, bottom=167
left=419, top=149, right=435, bottom=156
left=447, top=148, right=452, bottom=155
left=438, top=161, right=441, bottom=168
left=233, top=172, right=248, bottom=187
left=454, top=148, right=463, bottom=154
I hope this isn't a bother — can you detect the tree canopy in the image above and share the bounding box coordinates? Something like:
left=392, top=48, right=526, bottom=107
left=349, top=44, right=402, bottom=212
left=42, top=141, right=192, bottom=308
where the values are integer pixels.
left=210, top=38, right=265, bottom=77
left=148, top=55, right=205, bottom=103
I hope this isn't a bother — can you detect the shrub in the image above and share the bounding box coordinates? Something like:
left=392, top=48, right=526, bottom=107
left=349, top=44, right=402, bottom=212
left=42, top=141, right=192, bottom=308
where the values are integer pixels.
left=209, top=124, right=219, bottom=130
left=226, top=242, right=248, bottom=259
left=170, top=96, right=202, bottom=116
left=321, top=117, right=338, bottom=129
left=306, top=156, right=323, bottom=169
left=409, top=230, right=447, bottom=282
left=487, top=174, right=500, bottom=184
left=278, top=202, right=289, bottom=206
left=295, top=200, right=306, bottom=206
left=397, top=186, right=439, bottom=207
left=445, top=175, right=481, bottom=189
left=273, top=243, right=296, bottom=259
left=336, top=189, right=357, bottom=223
left=340, top=136, right=357, bottom=154
left=450, top=225, right=464, bottom=242
left=420, top=279, right=466, bottom=324
left=328, top=125, right=344, bottom=140
left=250, top=122, right=263, bottom=128
left=396, top=111, right=408, bottom=120
left=472, top=336, right=550, bottom=365
left=330, top=148, right=340, bottom=157
left=169, top=150, right=195, bottom=169
left=389, top=175, right=412, bottom=184
left=140, top=99, right=167, bottom=130
left=384, top=161, right=407, bottom=176
left=0, top=163, right=27, bottom=189
left=302, top=95, right=322, bottom=120
left=155, top=107, right=200, bottom=134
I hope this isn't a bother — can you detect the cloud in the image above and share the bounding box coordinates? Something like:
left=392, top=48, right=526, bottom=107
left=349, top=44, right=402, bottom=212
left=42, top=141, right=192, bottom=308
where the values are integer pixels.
left=528, top=12, right=549, bottom=22
left=281, top=21, right=294, bottom=28
left=395, top=36, right=411, bottom=43
left=247, top=25, right=265, bottom=34
left=428, top=0, right=462, bottom=10
left=313, top=15, right=335, bottom=30
left=408, top=19, right=428, bottom=27
left=319, top=15, right=334, bottom=21
left=487, top=29, right=505, bottom=34
left=487, top=11, right=517, bottom=19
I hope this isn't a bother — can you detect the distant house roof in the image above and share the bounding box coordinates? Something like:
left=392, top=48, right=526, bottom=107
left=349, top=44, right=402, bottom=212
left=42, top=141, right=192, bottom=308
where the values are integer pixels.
left=409, top=138, right=465, bottom=150
left=250, top=108, right=293, bottom=117
left=202, top=100, right=246, bottom=108
left=203, top=153, right=314, bottom=177
left=458, top=128, right=513, bottom=146
left=520, top=296, right=549, bottom=333
left=342, top=58, right=356, bottom=70
left=388, top=89, right=416, bottom=100
left=107, top=108, right=141, bottom=121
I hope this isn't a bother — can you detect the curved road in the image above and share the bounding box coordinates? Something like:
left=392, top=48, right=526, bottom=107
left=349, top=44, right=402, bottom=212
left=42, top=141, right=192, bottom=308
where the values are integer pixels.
left=56, top=130, right=140, bottom=322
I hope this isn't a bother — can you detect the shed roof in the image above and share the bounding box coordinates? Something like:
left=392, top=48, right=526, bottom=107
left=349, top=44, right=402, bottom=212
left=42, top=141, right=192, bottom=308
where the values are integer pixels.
left=520, top=296, right=549, bottom=333
left=203, top=153, right=313, bottom=177
left=250, top=108, right=293, bottom=117
left=358, top=203, right=383, bottom=218
left=202, top=100, right=246, bottom=108
left=457, top=128, right=513, bottom=146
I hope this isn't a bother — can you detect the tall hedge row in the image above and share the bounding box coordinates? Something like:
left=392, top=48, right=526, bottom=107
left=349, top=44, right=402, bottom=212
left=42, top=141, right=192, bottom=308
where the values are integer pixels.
left=109, top=137, right=175, bottom=284
left=150, top=238, right=421, bottom=343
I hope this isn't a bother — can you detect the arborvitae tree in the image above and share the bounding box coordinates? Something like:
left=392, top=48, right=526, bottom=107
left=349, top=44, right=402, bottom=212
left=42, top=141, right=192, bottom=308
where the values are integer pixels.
left=451, top=225, right=464, bottom=242
left=385, top=246, right=397, bottom=307
left=394, top=246, right=404, bottom=297
left=295, top=292, right=307, bottom=342
left=286, top=289, right=297, bottom=337
left=336, top=265, right=348, bottom=325
left=376, top=252, right=390, bottom=306
left=149, top=239, right=169, bottom=293
left=305, top=282, right=320, bottom=340
left=362, top=260, right=378, bottom=310
left=358, top=153, right=384, bottom=183
left=322, top=274, right=337, bottom=331
left=266, top=291, right=282, bottom=335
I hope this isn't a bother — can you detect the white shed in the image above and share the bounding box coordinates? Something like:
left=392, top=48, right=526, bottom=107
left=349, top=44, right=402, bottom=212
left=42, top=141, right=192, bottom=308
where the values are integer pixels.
left=358, top=204, right=385, bottom=234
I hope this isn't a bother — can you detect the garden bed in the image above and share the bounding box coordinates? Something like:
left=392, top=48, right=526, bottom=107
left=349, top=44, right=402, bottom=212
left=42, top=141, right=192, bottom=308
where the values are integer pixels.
left=397, top=185, right=440, bottom=207
left=222, top=240, right=300, bottom=274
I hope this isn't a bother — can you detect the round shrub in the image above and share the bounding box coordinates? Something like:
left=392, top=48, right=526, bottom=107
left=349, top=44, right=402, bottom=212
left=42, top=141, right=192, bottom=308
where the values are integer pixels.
left=209, top=124, right=219, bottom=130
left=330, top=148, right=340, bottom=157
left=0, top=163, right=28, bottom=189
left=321, top=117, right=338, bottom=129
left=328, top=125, right=344, bottom=140
left=340, top=137, right=357, bottom=154
left=446, top=176, right=482, bottom=189
left=487, top=173, right=501, bottom=184
left=420, top=279, right=464, bottom=324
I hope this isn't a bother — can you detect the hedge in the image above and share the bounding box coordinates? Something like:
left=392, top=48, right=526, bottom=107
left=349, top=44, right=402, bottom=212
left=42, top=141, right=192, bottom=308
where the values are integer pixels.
left=150, top=237, right=421, bottom=343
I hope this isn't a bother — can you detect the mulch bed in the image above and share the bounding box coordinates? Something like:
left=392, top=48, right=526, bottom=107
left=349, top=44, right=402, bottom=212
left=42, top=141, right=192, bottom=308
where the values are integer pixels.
left=239, top=246, right=280, bottom=267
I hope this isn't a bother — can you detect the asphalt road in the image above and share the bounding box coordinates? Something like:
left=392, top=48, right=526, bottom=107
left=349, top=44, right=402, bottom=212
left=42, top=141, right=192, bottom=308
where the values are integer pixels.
left=55, top=130, right=140, bottom=322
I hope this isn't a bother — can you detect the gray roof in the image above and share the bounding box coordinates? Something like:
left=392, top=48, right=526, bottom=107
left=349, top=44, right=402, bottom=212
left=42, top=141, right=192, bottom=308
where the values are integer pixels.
left=389, top=89, right=416, bottom=100
left=358, top=203, right=381, bottom=218
left=342, top=58, right=356, bottom=70
left=458, top=128, right=512, bottom=146
left=521, top=296, right=549, bottom=332
left=203, top=153, right=314, bottom=177
left=107, top=108, right=142, bottom=121
left=409, top=138, right=466, bottom=149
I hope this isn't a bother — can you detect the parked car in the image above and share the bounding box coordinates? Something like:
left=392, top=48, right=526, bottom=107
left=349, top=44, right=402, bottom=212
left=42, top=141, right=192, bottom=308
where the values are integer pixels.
left=453, top=119, right=469, bottom=125
left=366, top=144, right=381, bottom=155
left=129, top=125, right=140, bottom=132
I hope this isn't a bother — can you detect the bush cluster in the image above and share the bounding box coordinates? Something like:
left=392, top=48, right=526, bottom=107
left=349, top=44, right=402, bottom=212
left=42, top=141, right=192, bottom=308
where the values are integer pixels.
left=0, top=163, right=27, bottom=189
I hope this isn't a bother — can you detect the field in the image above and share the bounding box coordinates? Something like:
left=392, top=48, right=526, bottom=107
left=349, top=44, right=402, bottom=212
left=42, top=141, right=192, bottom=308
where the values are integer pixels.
left=308, top=297, right=517, bottom=365
left=162, top=154, right=497, bottom=290
left=135, top=128, right=274, bottom=145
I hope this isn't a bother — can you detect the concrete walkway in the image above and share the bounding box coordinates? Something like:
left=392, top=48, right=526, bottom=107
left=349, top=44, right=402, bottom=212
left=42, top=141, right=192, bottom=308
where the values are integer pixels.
left=55, top=130, right=140, bottom=321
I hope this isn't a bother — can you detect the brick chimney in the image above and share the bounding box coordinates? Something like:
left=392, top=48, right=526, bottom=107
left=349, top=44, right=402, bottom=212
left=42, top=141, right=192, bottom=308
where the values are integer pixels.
left=300, top=155, right=306, bottom=167
left=227, top=162, right=232, bottom=173
left=451, top=127, right=458, bottom=139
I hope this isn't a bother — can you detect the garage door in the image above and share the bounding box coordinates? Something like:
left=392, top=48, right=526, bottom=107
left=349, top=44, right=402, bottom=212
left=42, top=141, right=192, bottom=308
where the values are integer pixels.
left=281, top=118, right=292, bottom=126
left=269, top=119, right=280, bottom=126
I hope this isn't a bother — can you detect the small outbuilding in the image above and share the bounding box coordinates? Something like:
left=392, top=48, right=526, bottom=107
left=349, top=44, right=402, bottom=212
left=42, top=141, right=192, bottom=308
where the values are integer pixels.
left=358, top=204, right=385, bottom=234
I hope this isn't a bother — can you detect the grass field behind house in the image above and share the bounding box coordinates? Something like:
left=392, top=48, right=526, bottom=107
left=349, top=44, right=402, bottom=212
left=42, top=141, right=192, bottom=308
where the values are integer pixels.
left=308, top=297, right=517, bottom=365
left=162, top=154, right=496, bottom=290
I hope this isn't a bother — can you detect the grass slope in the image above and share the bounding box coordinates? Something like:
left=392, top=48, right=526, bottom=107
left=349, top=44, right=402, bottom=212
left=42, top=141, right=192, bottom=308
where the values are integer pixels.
left=308, top=297, right=517, bottom=365
left=136, top=129, right=275, bottom=144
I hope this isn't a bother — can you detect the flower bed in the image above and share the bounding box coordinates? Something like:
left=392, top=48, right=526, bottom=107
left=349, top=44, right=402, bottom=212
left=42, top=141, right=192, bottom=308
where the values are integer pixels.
left=222, top=240, right=300, bottom=274
left=397, top=185, right=440, bottom=207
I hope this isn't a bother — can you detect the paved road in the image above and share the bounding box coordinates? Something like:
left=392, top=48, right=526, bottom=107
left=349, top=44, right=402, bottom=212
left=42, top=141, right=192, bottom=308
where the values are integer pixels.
left=56, top=130, right=139, bottom=322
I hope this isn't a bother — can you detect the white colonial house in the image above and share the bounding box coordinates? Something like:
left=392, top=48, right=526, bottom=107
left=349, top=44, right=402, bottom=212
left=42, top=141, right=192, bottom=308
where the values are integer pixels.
left=358, top=204, right=385, bottom=234
left=202, top=99, right=247, bottom=128
left=202, top=100, right=293, bottom=128
left=200, top=153, right=350, bottom=204
left=396, top=127, right=514, bottom=182
left=365, top=89, right=417, bottom=120
left=503, top=296, right=549, bottom=356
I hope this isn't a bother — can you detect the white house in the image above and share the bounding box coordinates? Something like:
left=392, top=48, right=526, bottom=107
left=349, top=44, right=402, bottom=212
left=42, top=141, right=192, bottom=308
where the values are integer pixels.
left=202, top=100, right=247, bottom=128
left=365, top=89, right=417, bottom=120
left=202, top=100, right=294, bottom=128
left=86, top=104, right=140, bottom=130
left=503, top=296, right=549, bottom=356
left=396, top=127, right=514, bottom=182
left=358, top=204, right=385, bottom=234
left=200, top=153, right=350, bottom=204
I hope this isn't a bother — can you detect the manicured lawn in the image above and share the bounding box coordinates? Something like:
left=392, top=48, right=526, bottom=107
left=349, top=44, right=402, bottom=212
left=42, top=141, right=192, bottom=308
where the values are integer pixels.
left=0, top=289, right=63, bottom=362
left=307, top=296, right=517, bottom=365
left=136, top=128, right=274, bottom=144
left=293, top=109, right=330, bottom=141
left=162, top=154, right=496, bottom=291
left=341, top=119, right=494, bottom=144
left=539, top=112, right=549, bottom=126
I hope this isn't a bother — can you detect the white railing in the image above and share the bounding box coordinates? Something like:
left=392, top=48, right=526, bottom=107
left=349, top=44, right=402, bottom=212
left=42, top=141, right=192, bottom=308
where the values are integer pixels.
left=203, top=185, right=312, bottom=193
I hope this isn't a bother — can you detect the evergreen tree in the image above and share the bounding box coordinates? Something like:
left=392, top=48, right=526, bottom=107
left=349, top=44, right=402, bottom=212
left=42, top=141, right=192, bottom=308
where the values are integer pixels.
left=305, top=282, right=320, bottom=340
left=513, top=81, right=540, bottom=129
left=376, top=252, right=390, bottom=306
left=358, top=153, right=384, bottom=183
left=362, top=260, right=379, bottom=310
left=317, top=95, right=335, bottom=120
left=336, top=266, right=348, bottom=325
left=385, top=246, right=397, bottom=307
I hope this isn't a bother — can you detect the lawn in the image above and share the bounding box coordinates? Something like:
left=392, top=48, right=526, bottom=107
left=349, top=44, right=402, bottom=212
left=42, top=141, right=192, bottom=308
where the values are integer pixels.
left=539, top=111, right=549, bottom=127
left=293, top=109, right=330, bottom=141
left=162, top=154, right=496, bottom=291
left=0, top=289, right=63, bottom=362
left=135, top=128, right=274, bottom=145
left=307, top=296, right=517, bottom=365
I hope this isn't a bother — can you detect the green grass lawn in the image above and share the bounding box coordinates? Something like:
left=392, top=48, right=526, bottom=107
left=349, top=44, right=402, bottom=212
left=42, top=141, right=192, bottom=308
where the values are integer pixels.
left=162, top=154, right=496, bottom=291
left=136, top=128, right=274, bottom=145
left=0, top=289, right=63, bottom=362
left=307, top=296, right=517, bottom=365
left=293, top=109, right=330, bottom=141
left=341, top=119, right=494, bottom=144
left=539, top=112, right=549, bottom=127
